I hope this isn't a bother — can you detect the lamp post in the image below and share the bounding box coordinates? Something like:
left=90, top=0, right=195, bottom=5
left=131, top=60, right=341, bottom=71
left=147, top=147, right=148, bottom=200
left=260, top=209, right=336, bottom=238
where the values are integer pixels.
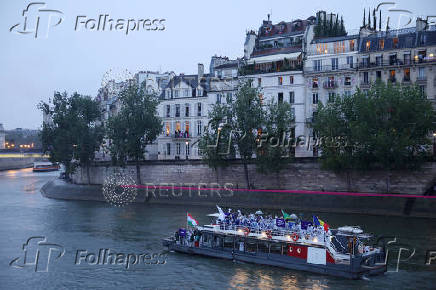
left=185, top=141, right=189, bottom=160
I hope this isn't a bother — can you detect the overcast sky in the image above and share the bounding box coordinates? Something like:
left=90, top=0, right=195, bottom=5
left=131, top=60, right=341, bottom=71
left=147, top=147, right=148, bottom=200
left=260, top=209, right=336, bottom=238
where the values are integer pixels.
left=1, top=0, right=435, bottom=129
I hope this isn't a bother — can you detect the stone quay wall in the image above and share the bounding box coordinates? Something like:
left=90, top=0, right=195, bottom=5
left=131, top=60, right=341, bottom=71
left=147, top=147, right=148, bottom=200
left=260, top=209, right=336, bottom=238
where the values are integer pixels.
left=71, top=159, right=436, bottom=195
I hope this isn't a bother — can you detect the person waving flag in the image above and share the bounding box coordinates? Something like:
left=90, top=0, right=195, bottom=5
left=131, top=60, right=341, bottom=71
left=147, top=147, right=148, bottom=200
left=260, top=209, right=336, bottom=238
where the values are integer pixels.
left=187, top=213, right=198, bottom=227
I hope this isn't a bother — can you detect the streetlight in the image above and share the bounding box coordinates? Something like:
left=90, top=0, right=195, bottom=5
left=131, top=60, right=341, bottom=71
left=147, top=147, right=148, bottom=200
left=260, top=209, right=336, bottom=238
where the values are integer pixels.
left=185, top=141, right=189, bottom=160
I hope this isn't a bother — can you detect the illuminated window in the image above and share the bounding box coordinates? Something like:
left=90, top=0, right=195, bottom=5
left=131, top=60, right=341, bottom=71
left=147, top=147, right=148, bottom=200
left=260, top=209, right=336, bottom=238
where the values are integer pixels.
left=366, top=40, right=371, bottom=51
left=278, top=76, right=283, bottom=85
left=403, top=68, right=410, bottom=82
left=393, top=37, right=399, bottom=48
left=389, top=70, right=396, bottom=82
left=349, top=39, right=355, bottom=51
left=185, top=121, right=189, bottom=134
left=259, top=93, right=264, bottom=105
left=175, top=121, right=181, bottom=131
left=379, top=39, right=384, bottom=50
left=312, top=78, right=318, bottom=88
left=165, top=122, right=170, bottom=136
left=289, top=76, right=294, bottom=84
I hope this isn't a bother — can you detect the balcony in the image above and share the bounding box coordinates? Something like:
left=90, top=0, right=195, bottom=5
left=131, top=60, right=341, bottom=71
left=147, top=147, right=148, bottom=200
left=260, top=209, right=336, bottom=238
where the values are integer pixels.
left=305, top=64, right=355, bottom=73
left=358, top=57, right=436, bottom=69
left=388, top=77, right=397, bottom=83
left=172, top=131, right=191, bottom=140
left=417, top=76, right=427, bottom=83
left=323, top=80, right=337, bottom=89
left=239, top=62, right=302, bottom=76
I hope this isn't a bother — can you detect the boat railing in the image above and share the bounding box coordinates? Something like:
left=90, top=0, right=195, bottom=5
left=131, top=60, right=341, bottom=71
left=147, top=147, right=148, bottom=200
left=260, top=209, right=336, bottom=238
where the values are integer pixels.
left=218, top=224, right=322, bottom=240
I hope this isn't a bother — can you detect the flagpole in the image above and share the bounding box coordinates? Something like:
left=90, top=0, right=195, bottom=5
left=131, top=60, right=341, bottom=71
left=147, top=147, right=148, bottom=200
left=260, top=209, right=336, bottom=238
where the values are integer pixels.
left=186, top=212, right=188, bottom=229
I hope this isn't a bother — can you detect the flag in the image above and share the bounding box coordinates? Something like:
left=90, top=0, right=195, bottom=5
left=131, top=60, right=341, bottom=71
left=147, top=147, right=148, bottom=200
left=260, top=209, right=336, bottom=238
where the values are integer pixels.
left=276, top=218, right=285, bottom=228
left=314, top=216, right=329, bottom=232
left=187, top=213, right=198, bottom=227
left=313, top=216, right=321, bottom=227
left=281, top=210, right=290, bottom=220
left=216, top=205, right=226, bottom=220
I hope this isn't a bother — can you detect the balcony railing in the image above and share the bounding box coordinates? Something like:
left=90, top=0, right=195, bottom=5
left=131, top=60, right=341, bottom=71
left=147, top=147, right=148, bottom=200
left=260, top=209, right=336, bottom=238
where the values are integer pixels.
left=323, top=81, right=337, bottom=89
left=239, top=62, right=303, bottom=76
left=305, top=64, right=356, bottom=73
left=358, top=57, right=436, bottom=69
left=172, top=132, right=191, bottom=139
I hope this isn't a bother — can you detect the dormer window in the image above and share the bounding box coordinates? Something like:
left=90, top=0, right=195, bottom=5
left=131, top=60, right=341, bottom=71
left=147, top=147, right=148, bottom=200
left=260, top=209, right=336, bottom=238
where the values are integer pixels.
left=197, top=89, right=202, bottom=96
left=366, top=40, right=371, bottom=51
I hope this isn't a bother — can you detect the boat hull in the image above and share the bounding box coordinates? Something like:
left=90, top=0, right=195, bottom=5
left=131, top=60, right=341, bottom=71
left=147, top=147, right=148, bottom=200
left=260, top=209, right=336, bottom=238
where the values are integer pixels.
left=163, top=238, right=386, bottom=279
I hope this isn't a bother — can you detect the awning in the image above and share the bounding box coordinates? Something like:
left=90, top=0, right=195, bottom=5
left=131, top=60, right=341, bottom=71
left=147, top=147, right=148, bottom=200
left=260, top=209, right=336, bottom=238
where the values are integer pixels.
left=247, top=52, right=301, bottom=64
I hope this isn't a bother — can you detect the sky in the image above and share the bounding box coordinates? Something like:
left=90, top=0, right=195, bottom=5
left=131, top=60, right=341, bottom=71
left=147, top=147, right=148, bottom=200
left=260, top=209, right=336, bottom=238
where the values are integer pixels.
left=1, top=0, right=435, bottom=129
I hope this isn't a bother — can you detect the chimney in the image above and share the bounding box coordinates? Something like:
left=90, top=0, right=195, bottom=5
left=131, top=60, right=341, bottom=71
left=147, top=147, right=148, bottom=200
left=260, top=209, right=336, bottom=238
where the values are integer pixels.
left=416, top=17, right=428, bottom=32
left=198, top=63, right=204, bottom=81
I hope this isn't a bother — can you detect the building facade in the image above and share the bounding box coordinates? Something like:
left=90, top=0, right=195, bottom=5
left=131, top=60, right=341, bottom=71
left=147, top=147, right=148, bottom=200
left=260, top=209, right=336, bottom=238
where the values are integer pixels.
left=0, top=124, right=5, bottom=149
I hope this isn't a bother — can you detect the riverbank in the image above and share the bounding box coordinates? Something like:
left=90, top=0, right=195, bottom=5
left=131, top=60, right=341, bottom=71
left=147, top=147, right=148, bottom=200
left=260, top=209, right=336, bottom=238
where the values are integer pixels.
left=41, top=178, right=436, bottom=218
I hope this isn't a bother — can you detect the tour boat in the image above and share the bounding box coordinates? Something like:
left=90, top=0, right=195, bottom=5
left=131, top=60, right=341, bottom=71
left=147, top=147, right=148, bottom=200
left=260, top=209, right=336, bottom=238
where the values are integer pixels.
left=32, top=161, right=60, bottom=172
left=162, top=207, right=388, bottom=279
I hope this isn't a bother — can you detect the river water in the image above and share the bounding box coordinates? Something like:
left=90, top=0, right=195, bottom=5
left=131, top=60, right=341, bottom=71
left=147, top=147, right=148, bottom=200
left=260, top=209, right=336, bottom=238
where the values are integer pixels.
left=0, top=168, right=435, bottom=289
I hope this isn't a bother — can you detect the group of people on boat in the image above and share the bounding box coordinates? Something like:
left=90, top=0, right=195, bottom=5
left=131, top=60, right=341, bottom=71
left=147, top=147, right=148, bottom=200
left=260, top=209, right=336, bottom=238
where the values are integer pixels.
left=213, top=206, right=330, bottom=243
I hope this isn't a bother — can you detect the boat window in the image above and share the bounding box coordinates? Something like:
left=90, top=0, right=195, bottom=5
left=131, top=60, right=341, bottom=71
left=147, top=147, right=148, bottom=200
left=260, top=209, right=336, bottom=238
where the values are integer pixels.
left=214, top=236, right=223, bottom=248
left=246, top=241, right=257, bottom=253
left=223, top=237, right=234, bottom=249
left=258, top=242, right=269, bottom=253
left=270, top=243, right=282, bottom=255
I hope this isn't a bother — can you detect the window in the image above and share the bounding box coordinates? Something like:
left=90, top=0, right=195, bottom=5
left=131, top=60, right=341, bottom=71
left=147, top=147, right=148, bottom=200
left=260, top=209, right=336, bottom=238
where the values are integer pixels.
left=346, top=56, right=353, bottom=68
left=175, top=104, right=180, bottom=117
left=344, top=76, right=351, bottom=86
left=379, top=39, right=384, bottom=50
left=270, top=243, right=282, bottom=255
left=197, top=89, right=202, bottom=96
left=366, top=40, right=371, bottom=51
left=216, top=94, right=222, bottom=104
left=331, top=58, right=339, bottom=70
left=404, top=52, right=411, bottom=65
left=185, top=143, right=190, bottom=156
left=376, top=71, right=382, bottom=80
left=259, top=93, right=264, bottom=105
left=344, top=90, right=351, bottom=97
left=403, top=68, right=410, bottom=82
left=278, top=76, right=283, bottom=85
left=166, top=90, right=171, bottom=99
left=258, top=78, right=261, bottom=87
left=419, top=85, right=426, bottom=96
left=361, top=56, right=369, bottom=68
left=418, top=67, right=426, bottom=80
left=289, top=91, right=295, bottom=103
left=185, top=105, right=190, bottom=117
left=363, top=72, right=369, bottom=84
left=165, top=122, right=170, bottom=136
left=166, top=143, right=171, bottom=155
left=278, top=92, right=283, bottom=103
left=166, top=105, right=171, bottom=117
left=349, top=39, right=355, bottom=51
left=327, top=76, right=335, bottom=88
left=185, top=121, right=189, bottom=135
left=176, top=143, right=181, bottom=155
left=175, top=121, right=181, bottom=132
left=312, top=78, right=318, bottom=88
left=328, top=92, right=335, bottom=102
left=313, top=60, right=322, bottom=72
left=376, top=55, right=383, bottom=66
left=389, top=54, right=397, bottom=65
left=184, top=89, right=189, bottom=97
left=393, top=37, right=399, bottom=48
left=312, top=93, right=319, bottom=104
left=289, top=76, right=294, bottom=84
left=197, top=103, right=202, bottom=116
left=197, top=121, right=202, bottom=136
left=174, top=90, right=179, bottom=98
left=291, top=108, right=295, bottom=120
left=389, top=70, right=396, bottom=83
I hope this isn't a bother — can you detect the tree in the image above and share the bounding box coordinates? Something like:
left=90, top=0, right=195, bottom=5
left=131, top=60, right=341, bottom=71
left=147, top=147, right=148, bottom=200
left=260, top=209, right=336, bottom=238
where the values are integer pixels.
left=256, top=100, right=295, bottom=174
left=198, top=97, right=236, bottom=171
left=39, top=92, right=104, bottom=182
left=106, top=82, right=162, bottom=185
left=313, top=82, right=435, bottom=171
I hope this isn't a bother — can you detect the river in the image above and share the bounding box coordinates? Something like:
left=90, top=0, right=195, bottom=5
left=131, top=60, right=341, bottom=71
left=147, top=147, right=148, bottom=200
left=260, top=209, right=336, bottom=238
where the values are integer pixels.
left=0, top=168, right=435, bottom=289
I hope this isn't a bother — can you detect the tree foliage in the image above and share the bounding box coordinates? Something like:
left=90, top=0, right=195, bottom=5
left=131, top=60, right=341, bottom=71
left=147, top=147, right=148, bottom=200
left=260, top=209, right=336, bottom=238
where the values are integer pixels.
left=106, top=83, right=162, bottom=184
left=313, top=82, right=435, bottom=170
left=38, top=92, right=104, bottom=179
left=256, top=100, right=295, bottom=174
